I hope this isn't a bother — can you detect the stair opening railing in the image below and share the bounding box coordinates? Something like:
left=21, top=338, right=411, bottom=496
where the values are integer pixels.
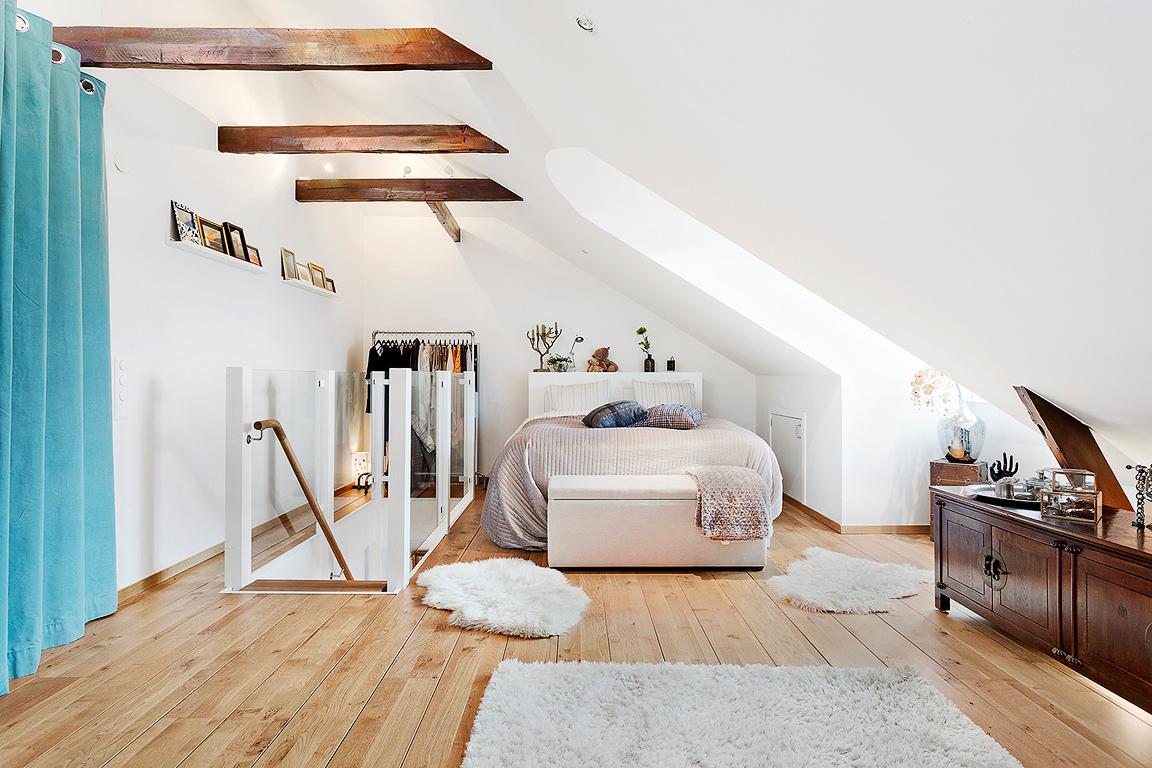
left=248, top=419, right=354, bottom=580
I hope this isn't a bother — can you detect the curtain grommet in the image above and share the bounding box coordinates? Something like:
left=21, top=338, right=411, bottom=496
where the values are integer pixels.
left=51, top=47, right=65, bottom=64
left=15, top=13, right=29, bottom=32
left=81, top=79, right=96, bottom=94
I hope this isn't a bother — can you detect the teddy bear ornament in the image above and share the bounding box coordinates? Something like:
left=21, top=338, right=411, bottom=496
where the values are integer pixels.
left=586, top=347, right=619, bottom=373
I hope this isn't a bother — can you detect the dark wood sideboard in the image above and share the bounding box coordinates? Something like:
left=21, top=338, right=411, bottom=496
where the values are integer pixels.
left=933, top=486, right=1152, bottom=712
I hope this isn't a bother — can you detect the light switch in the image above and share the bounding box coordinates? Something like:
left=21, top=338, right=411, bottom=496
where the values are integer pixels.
left=113, top=357, right=127, bottom=420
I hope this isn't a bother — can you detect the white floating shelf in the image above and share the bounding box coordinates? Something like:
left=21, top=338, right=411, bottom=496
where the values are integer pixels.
left=283, top=277, right=338, bottom=298
left=167, top=238, right=265, bottom=274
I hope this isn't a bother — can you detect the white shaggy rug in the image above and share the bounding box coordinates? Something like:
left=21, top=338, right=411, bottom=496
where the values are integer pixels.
left=463, top=661, right=1020, bottom=768
left=767, top=547, right=934, bottom=613
left=416, top=558, right=588, bottom=637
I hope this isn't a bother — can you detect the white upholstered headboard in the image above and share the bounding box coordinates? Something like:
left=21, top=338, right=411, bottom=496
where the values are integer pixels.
left=527, top=372, right=703, bottom=418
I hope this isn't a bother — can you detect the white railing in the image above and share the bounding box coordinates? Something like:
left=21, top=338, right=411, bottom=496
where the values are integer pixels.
left=224, top=366, right=477, bottom=594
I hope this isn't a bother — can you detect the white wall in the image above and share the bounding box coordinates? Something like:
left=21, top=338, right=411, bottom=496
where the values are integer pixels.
left=358, top=214, right=757, bottom=471
left=96, top=73, right=368, bottom=588
left=756, top=375, right=843, bottom=519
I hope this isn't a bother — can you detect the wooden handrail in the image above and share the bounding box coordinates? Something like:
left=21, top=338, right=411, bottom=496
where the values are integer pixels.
left=252, top=419, right=354, bottom=580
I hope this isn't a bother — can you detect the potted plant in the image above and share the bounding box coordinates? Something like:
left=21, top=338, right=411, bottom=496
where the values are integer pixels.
left=636, top=327, right=655, bottom=372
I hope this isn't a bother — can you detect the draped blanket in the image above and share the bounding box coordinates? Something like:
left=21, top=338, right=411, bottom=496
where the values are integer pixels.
left=481, top=416, right=782, bottom=550
left=683, top=465, right=770, bottom=541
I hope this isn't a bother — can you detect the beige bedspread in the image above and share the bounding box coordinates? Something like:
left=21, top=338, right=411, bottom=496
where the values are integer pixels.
left=481, top=416, right=782, bottom=550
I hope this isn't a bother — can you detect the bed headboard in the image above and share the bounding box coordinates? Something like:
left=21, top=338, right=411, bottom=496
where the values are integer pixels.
left=527, top=372, right=704, bottom=419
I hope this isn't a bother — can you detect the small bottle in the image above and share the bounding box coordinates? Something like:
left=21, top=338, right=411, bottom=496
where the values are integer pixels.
left=666, top=356, right=676, bottom=371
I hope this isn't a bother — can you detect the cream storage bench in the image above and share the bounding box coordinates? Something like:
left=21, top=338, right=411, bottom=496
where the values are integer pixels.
left=546, top=475, right=767, bottom=568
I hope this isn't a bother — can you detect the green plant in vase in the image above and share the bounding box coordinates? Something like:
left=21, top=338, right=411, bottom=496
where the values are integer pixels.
left=636, top=326, right=655, bottom=372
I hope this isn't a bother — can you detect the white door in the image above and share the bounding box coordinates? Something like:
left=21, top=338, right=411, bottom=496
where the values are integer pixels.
left=769, top=413, right=806, bottom=504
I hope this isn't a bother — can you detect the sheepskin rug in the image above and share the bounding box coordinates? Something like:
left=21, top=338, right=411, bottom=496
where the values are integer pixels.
left=768, top=547, right=934, bottom=613
left=416, top=558, right=588, bottom=637
left=462, top=661, right=1020, bottom=768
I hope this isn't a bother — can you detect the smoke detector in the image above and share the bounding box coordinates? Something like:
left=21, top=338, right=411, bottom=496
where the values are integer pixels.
left=576, top=17, right=595, bottom=33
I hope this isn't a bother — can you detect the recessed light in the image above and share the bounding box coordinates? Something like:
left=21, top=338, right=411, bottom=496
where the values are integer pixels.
left=576, top=16, right=595, bottom=33
left=323, top=162, right=334, bottom=174
left=444, top=165, right=455, bottom=177
left=403, top=165, right=413, bottom=177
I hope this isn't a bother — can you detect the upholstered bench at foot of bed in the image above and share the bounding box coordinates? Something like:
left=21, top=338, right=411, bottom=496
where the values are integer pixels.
left=546, top=475, right=767, bottom=569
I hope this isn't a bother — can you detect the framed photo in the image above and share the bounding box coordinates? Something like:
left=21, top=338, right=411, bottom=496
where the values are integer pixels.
left=197, top=217, right=227, bottom=254
left=245, top=245, right=262, bottom=267
left=280, top=248, right=297, bottom=280
left=296, top=262, right=310, bottom=282
left=308, top=263, right=327, bottom=289
left=172, top=201, right=199, bottom=244
left=325, top=277, right=336, bottom=293
left=223, top=222, right=248, bottom=261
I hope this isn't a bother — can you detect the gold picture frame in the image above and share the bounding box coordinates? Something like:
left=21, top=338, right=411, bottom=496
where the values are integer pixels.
left=307, top=263, right=327, bottom=289
left=196, top=217, right=227, bottom=254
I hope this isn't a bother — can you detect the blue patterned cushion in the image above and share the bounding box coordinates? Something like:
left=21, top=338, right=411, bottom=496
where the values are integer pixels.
left=582, top=400, right=648, bottom=429
left=631, top=403, right=706, bottom=429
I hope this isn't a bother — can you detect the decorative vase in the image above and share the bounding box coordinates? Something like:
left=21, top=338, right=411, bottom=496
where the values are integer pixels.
left=937, top=387, right=986, bottom=463
left=644, top=354, right=655, bottom=372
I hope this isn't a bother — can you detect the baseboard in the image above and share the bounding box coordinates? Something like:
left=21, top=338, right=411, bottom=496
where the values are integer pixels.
left=116, top=480, right=362, bottom=604
left=117, top=541, right=224, bottom=605
left=783, top=494, right=930, bottom=536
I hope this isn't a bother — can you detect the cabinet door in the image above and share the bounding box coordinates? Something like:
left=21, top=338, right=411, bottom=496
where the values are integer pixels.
left=990, top=527, right=1061, bottom=646
left=1075, top=548, right=1152, bottom=697
left=939, top=502, right=993, bottom=609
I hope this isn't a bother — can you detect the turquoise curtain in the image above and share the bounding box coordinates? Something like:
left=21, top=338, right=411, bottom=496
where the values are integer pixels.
left=0, top=2, right=116, bottom=696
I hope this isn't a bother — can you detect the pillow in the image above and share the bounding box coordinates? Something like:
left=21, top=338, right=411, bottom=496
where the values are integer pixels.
left=582, top=400, right=648, bottom=429
left=631, top=403, right=706, bottom=430
left=632, top=379, right=699, bottom=409
left=545, top=379, right=610, bottom=413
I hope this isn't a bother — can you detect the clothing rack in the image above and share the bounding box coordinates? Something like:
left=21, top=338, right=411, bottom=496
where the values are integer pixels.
left=372, top=329, right=475, bottom=342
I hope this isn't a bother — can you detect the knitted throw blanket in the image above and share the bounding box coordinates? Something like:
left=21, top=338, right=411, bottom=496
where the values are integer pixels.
left=684, top=465, right=771, bottom=541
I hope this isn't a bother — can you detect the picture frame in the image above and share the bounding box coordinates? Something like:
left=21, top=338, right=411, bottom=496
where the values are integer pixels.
left=296, top=262, right=310, bottom=282
left=223, top=222, right=248, bottom=261
left=196, top=217, right=227, bottom=254
left=308, top=263, right=327, bottom=289
left=245, top=245, right=262, bottom=267
left=280, top=248, right=297, bottom=280
left=325, top=277, right=336, bottom=293
left=172, top=201, right=199, bottom=244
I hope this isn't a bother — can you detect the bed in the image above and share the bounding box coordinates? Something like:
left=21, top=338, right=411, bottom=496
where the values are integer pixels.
left=480, top=373, right=783, bottom=551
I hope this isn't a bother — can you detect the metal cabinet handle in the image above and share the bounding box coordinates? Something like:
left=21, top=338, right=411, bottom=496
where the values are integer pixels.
left=983, top=554, right=994, bottom=577
left=991, top=558, right=1006, bottom=581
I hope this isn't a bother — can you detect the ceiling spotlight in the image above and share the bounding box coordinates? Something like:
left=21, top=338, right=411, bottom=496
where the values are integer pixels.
left=323, top=162, right=334, bottom=174
left=576, top=16, right=595, bottom=33
left=444, top=165, right=455, bottom=177
left=403, top=165, right=413, bottom=177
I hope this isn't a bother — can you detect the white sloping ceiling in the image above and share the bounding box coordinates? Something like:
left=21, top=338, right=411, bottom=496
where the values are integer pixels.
left=98, top=0, right=1149, bottom=458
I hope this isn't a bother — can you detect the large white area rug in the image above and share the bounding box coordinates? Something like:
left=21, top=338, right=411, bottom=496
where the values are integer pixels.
left=768, top=546, right=933, bottom=613
left=416, top=558, right=588, bottom=637
left=463, top=661, right=1020, bottom=768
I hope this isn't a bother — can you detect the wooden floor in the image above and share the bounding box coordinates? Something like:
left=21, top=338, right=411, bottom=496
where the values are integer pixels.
left=2, top=495, right=1150, bottom=768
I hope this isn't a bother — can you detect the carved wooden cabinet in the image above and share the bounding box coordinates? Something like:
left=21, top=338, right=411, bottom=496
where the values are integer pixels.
left=933, top=487, right=1152, bottom=712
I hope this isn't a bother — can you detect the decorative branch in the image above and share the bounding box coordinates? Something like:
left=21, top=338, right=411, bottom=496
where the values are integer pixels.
left=527, top=322, right=562, bottom=372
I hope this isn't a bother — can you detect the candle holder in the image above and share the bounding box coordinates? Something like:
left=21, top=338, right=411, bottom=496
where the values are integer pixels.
left=1126, top=464, right=1149, bottom=529
left=527, top=323, right=562, bottom=372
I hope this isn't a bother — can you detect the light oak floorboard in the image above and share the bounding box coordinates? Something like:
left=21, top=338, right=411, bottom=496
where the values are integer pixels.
left=3, top=493, right=1148, bottom=768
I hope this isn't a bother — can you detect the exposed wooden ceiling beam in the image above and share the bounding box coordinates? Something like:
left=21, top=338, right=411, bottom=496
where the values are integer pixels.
left=50, top=27, right=491, bottom=71
left=295, top=178, right=522, bottom=203
left=218, top=124, right=507, bottom=155
left=427, top=202, right=462, bottom=242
